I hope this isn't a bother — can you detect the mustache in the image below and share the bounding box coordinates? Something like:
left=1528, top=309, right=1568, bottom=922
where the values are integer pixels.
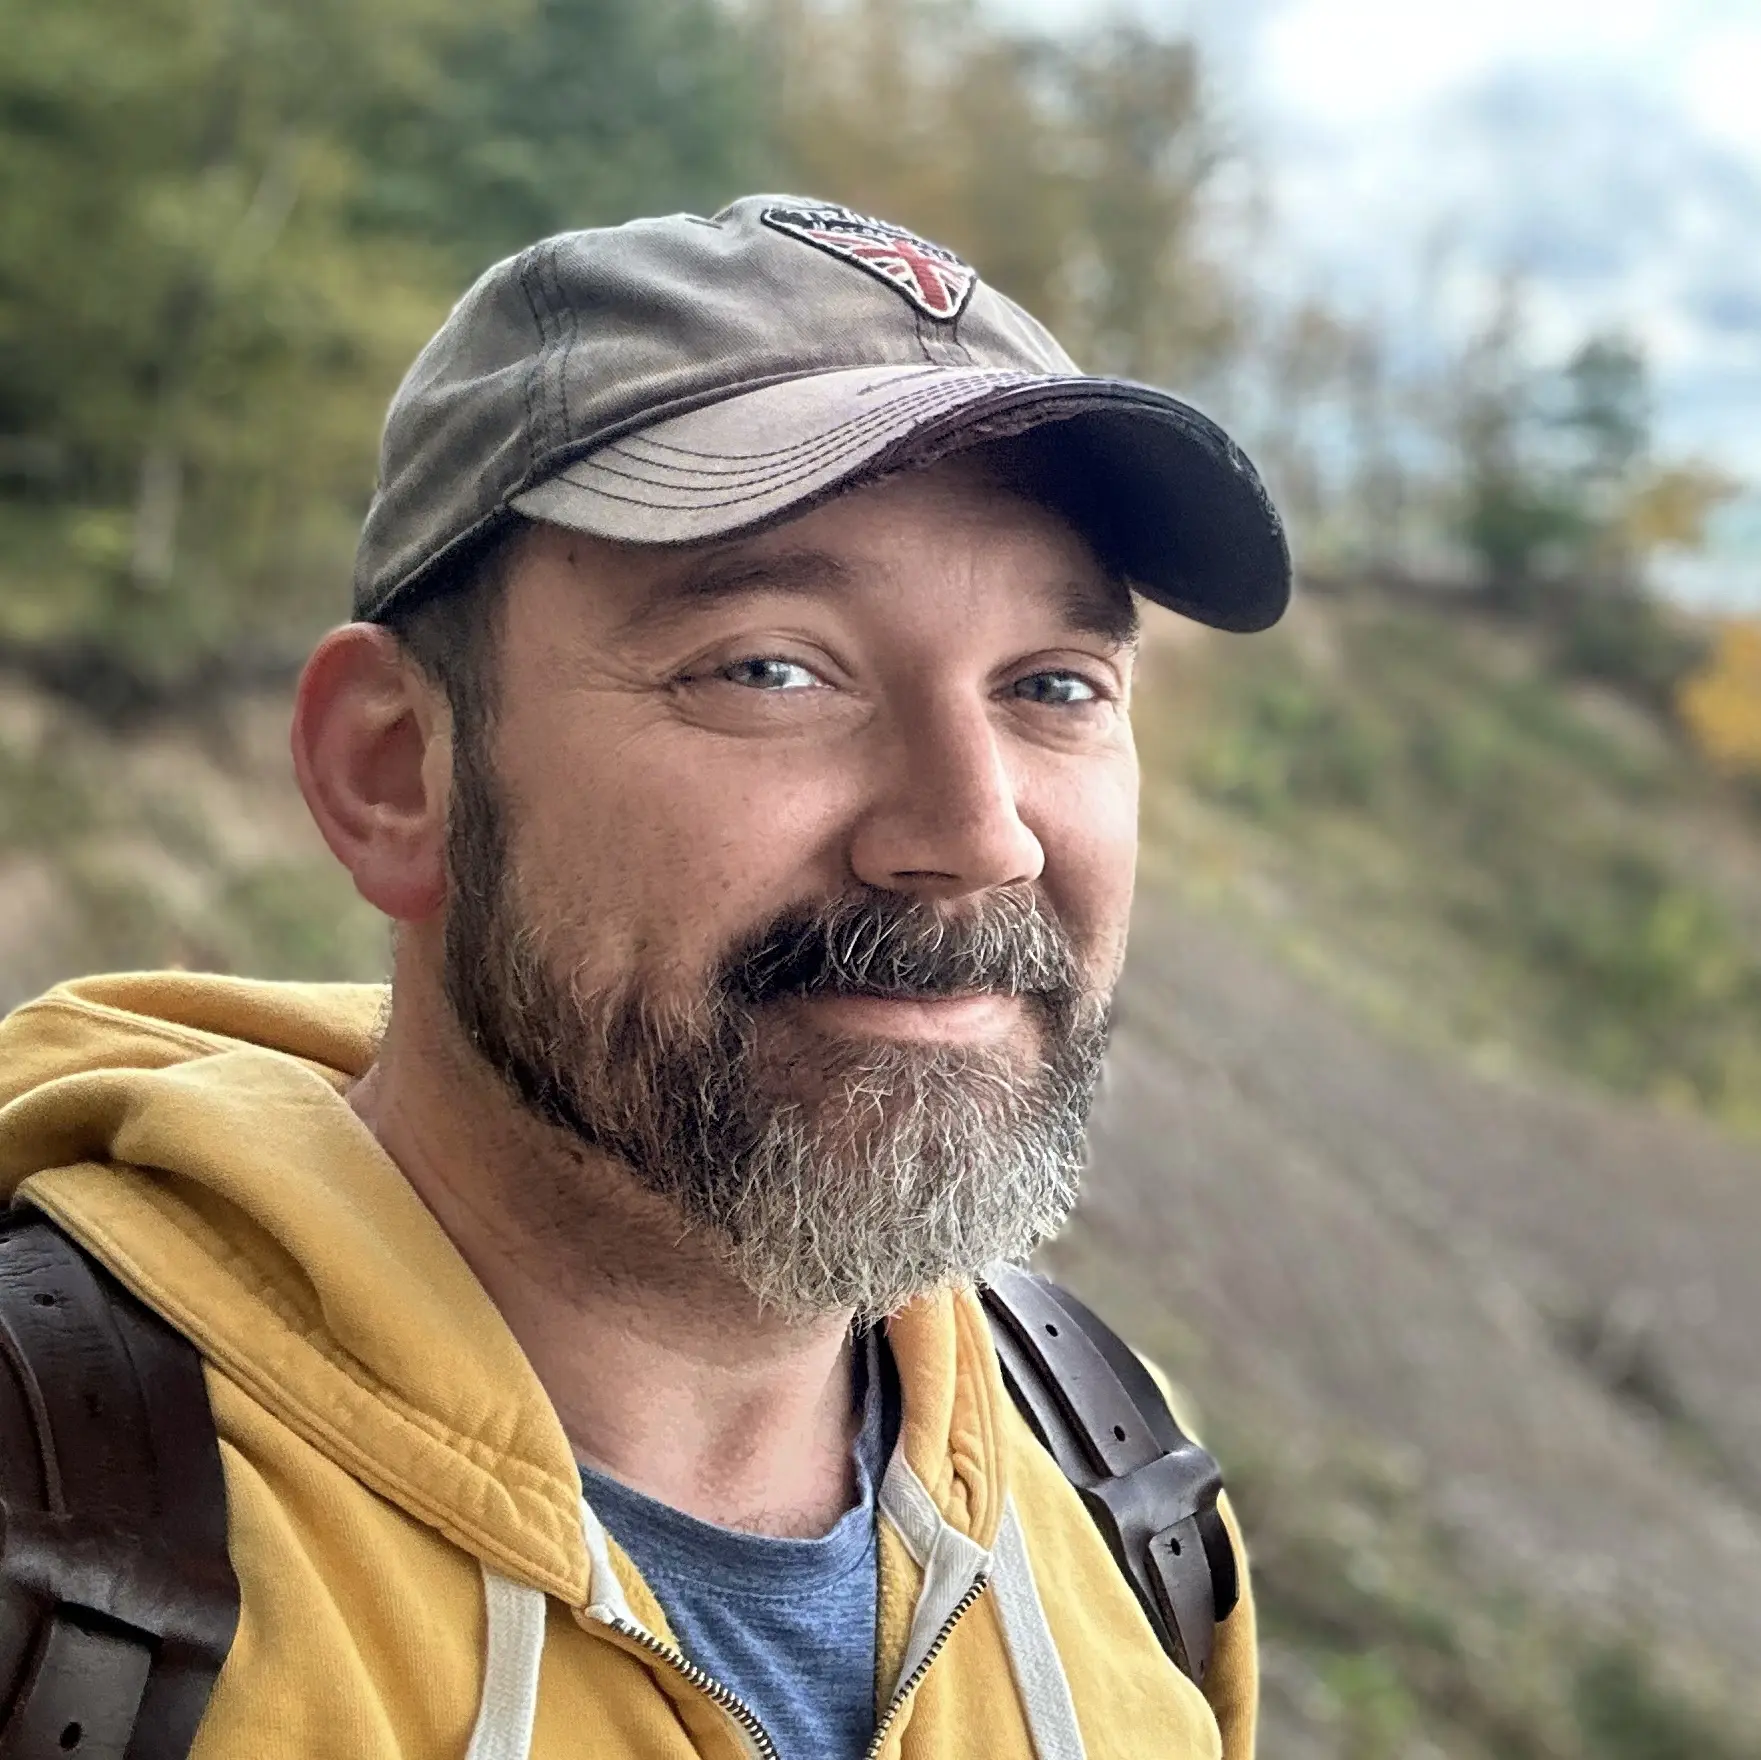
left=722, top=887, right=1082, bottom=1007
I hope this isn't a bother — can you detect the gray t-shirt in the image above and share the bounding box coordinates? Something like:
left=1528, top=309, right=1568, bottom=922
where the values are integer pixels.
left=579, top=1338, right=895, bottom=1760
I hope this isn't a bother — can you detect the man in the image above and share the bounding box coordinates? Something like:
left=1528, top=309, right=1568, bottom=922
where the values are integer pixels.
left=0, top=196, right=1286, bottom=1756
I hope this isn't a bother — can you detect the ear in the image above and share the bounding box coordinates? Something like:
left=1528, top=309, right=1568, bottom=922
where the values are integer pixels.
left=291, top=624, right=451, bottom=922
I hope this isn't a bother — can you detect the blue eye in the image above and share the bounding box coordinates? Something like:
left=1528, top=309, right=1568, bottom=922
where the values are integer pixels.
left=1014, top=671, right=1099, bottom=706
left=721, top=657, right=820, bottom=691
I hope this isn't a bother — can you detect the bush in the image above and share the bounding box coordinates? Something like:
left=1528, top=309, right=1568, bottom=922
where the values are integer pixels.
left=1550, top=585, right=1708, bottom=711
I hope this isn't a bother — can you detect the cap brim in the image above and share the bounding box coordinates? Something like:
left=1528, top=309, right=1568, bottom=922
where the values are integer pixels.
left=509, top=365, right=1289, bottom=632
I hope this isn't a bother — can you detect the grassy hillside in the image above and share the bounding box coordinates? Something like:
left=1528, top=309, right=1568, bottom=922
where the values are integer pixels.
left=1136, top=582, right=1761, bottom=1134
left=0, top=686, right=380, bottom=1012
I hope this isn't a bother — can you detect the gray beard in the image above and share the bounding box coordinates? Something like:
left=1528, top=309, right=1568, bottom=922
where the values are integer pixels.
left=440, top=736, right=1110, bottom=1320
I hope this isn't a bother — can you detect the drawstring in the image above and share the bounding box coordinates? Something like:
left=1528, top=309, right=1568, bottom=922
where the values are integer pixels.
left=465, top=1564, right=547, bottom=1760
left=991, top=1500, right=1089, bottom=1760
left=462, top=1497, right=630, bottom=1758
left=460, top=1496, right=1078, bottom=1760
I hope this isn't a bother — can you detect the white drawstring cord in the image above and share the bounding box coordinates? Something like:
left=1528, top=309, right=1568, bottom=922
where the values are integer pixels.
left=465, top=1564, right=547, bottom=1760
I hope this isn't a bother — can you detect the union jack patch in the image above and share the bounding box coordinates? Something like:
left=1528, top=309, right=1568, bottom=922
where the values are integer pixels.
left=762, top=204, right=978, bottom=323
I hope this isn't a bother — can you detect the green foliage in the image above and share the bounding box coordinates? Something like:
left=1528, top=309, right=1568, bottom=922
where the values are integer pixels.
left=0, top=0, right=491, bottom=691
left=760, top=0, right=1236, bottom=383
left=1574, top=1646, right=1749, bottom=1760
left=1460, top=470, right=1590, bottom=607
left=1450, top=317, right=1729, bottom=659
left=1188, top=678, right=1390, bottom=817
left=1557, top=335, right=1650, bottom=494
left=1549, top=584, right=1709, bottom=710
left=0, top=0, right=770, bottom=707
left=353, top=0, right=769, bottom=279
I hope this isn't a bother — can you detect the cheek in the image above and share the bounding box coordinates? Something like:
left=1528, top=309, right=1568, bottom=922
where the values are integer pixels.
left=1036, top=752, right=1139, bottom=974
left=501, top=725, right=856, bottom=978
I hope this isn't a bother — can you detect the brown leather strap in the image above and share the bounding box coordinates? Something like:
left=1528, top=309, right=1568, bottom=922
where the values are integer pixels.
left=0, top=1213, right=238, bottom=1760
left=981, top=1265, right=1237, bottom=1687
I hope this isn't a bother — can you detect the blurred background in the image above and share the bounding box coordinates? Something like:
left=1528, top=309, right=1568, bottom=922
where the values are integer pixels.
left=3, top=0, right=1759, bottom=1752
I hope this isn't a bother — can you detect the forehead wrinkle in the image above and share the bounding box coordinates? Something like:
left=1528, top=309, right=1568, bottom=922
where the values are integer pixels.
left=611, top=545, right=856, bottom=642
left=604, top=529, right=1137, bottom=651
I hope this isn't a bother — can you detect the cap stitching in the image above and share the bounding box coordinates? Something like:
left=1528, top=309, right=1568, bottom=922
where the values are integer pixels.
left=560, top=376, right=1207, bottom=489
left=592, top=393, right=1022, bottom=483
left=512, top=360, right=1051, bottom=493
left=515, top=249, right=551, bottom=482
left=539, top=413, right=1013, bottom=512
left=541, top=240, right=572, bottom=455
left=572, top=376, right=1067, bottom=486
left=593, top=373, right=1050, bottom=472
left=553, top=238, right=584, bottom=445
left=586, top=375, right=1221, bottom=475
left=913, top=309, right=938, bottom=367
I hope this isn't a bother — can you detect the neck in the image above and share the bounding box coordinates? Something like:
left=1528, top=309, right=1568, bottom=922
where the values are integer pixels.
left=351, top=970, right=861, bottom=1538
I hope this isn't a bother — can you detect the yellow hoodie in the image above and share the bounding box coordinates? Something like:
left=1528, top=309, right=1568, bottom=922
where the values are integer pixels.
left=0, top=974, right=1255, bottom=1759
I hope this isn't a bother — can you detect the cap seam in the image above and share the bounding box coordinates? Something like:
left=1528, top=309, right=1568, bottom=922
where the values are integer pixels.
left=578, top=392, right=1035, bottom=488
left=541, top=239, right=571, bottom=457
left=592, top=374, right=1048, bottom=473
left=515, top=248, right=551, bottom=486
left=553, top=238, right=584, bottom=446
left=558, top=379, right=1225, bottom=502
left=510, top=362, right=999, bottom=498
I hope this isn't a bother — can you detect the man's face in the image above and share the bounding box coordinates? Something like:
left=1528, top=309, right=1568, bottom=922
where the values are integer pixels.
left=441, top=455, right=1141, bottom=1318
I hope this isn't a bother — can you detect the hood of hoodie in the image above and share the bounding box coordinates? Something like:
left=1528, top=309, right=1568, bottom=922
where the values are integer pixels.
left=0, top=972, right=1010, bottom=1608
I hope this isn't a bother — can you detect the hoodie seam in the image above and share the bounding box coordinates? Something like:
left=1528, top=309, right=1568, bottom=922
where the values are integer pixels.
left=949, top=1292, right=1003, bottom=1546
left=10, top=996, right=255, bottom=1061
left=5, top=995, right=361, bottom=1085
left=58, top=1188, right=564, bottom=1485
left=28, top=1190, right=588, bottom=1601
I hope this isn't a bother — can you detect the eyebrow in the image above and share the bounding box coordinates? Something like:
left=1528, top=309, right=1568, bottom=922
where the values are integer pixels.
left=620, top=542, right=1140, bottom=651
left=1062, top=578, right=1141, bottom=650
left=616, top=547, right=854, bottom=640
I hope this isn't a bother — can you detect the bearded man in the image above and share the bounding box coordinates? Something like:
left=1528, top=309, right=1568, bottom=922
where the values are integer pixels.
left=0, top=197, right=1287, bottom=1758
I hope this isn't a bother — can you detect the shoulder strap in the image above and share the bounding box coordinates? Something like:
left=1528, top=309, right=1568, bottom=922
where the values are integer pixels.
left=979, top=1264, right=1238, bottom=1688
left=0, top=1211, right=238, bottom=1760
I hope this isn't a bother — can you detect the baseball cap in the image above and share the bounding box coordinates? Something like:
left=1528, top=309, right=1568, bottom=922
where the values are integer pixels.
left=353, top=194, right=1290, bottom=632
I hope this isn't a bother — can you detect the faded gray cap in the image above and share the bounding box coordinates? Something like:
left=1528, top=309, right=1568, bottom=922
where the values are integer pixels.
left=354, top=194, right=1289, bottom=631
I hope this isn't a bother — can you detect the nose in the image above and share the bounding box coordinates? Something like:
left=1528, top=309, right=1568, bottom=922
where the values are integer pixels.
left=847, top=692, right=1045, bottom=900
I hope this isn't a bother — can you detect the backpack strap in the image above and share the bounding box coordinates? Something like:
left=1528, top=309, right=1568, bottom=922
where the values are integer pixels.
left=979, top=1264, right=1239, bottom=1688
left=0, top=1211, right=238, bottom=1760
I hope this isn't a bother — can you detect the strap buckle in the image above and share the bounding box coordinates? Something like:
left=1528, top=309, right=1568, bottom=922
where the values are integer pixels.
left=1079, top=1448, right=1223, bottom=1683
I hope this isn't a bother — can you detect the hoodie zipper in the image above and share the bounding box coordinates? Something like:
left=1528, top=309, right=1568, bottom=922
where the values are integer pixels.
left=602, top=1614, right=781, bottom=1760
left=862, top=1575, right=992, bottom=1760
left=600, top=1571, right=990, bottom=1760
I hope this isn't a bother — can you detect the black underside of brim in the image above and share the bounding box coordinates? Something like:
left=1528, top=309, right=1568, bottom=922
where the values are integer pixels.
left=867, top=380, right=1292, bottom=634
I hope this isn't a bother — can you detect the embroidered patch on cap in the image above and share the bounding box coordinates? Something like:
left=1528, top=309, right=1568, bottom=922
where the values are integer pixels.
left=762, top=204, right=978, bottom=322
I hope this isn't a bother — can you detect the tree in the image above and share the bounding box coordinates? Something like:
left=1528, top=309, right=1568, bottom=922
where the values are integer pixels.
left=0, top=0, right=771, bottom=711
left=0, top=0, right=504, bottom=706
left=755, top=0, right=1237, bottom=389
left=353, top=0, right=769, bottom=281
left=1452, top=289, right=1590, bottom=603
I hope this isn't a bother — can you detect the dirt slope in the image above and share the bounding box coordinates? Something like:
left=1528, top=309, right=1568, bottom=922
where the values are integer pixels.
left=1050, top=894, right=1761, bottom=1705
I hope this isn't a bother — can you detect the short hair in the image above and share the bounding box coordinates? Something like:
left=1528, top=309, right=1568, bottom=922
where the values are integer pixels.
left=378, top=518, right=530, bottom=735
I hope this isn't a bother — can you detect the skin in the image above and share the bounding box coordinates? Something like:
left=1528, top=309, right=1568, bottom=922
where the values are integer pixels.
left=291, top=456, right=1141, bottom=1535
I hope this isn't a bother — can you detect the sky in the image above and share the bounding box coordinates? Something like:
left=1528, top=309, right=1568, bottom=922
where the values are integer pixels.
left=996, top=0, right=1761, bottom=606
